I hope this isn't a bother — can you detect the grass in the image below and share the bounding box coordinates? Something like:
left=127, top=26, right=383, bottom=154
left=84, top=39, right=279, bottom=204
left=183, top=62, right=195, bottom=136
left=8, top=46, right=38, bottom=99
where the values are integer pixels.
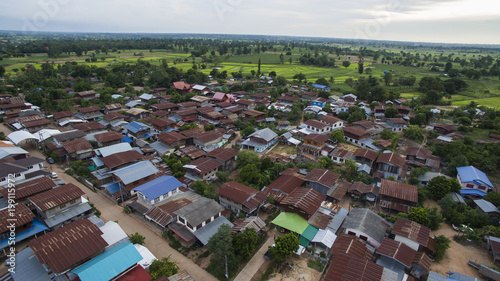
left=307, top=258, right=323, bottom=272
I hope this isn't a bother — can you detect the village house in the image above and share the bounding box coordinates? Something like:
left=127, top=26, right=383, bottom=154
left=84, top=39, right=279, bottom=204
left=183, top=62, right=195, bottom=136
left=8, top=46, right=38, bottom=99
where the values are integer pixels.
left=379, top=179, right=418, bottom=213
left=300, top=134, right=331, bottom=157
left=386, top=118, right=406, bottom=132
left=302, top=119, right=331, bottom=135
left=353, top=120, right=383, bottom=138
left=183, top=157, right=221, bottom=181
left=193, top=130, right=225, bottom=152
left=222, top=105, right=245, bottom=116
left=103, top=103, right=126, bottom=114
left=212, top=92, right=235, bottom=103
left=61, top=138, right=94, bottom=160
left=375, top=152, right=406, bottom=180
left=242, top=109, right=266, bottom=122
left=352, top=148, right=378, bottom=168
left=341, top=208, right=389, bottom=248
left=433, top=124, right=456, bottom=135
left=150, top=118, right=176, bottom=133
left=280, top=187, right=326, bottom=220
left=392, top=218, right=435, bottom=254
left=236, top=99, right=256, bottom=110
left=100, top=112, right=126, bottom=128
left=73, top=121, right=106, bottom=134
left=348, top=181, right=379, bottom=202
left=329, top=148, right=353, bottom=164
left=172, top=108, right=198, bottom=122
left=52, top=111, right=74, bottom=123
left=76, top=106, right=103, bottom=121
left=94, top=131, right=123, bottom=147
left=199, top=110, right=225, bottom=125
left=393, top=105, right=411, bottom=117
left=125, top=108, right=150, bottom=120
left=175, top=145, right=206, bottom=160
left=311, top=97, right=329, bottom=108
left=157, top=131, right=188, bottom=151
left=132, top=175, right=183, bottom=208
left=205, top=148, right=239, bottom=172
left=474, top=199, right=500, bottom=223
left=376, top=238, right=417, bottom=274
left=76, top=90, right=98, bottom=100
left=319, top=115, right=344, bottom=131
left=190, top=95, right=212, bottom=107
left=172, top=81, right=192, bottom=94
left=405, top=146, right=441, bottom=170
left=178, top=101, right=198, bottom=110
left=111, top=160, right=159, bottom=197
left=457, top=166, right=494, bottom=197
left=0, top=175, right=56, bottom=207
left=216, top=181, right=267, bottom=215
left=124, top=121, right=151, bottom=139
left=241, top=128, right=278, bottom=153
left=28, top=183, right=92, bottom=230
left=22, top=119, right=53, bottom=133
left=150, top=102, right=178, bottom=113
left=304, top=168, right=341, bottom=195
left=0, top=157, right=50, bottom=188
left=342, top=126, right=371, bottom=146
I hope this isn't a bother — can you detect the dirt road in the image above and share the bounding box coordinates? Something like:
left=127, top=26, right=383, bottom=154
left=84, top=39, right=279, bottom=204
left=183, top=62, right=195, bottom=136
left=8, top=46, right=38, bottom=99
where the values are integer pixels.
left=1, top=124, right=217, bottom=281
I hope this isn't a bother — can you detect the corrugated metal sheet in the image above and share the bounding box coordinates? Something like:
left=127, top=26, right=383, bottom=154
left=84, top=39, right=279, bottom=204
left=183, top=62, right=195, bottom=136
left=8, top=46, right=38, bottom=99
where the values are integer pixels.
left=324, top=253, right=383, bottom=281
left=327, top=208, right=349, bottom=233
left=304, top=168, right=340, bottom=188
left=194, top=216, right=233, bottom=245
left=43, top=202, right=92, bottom=228
left=95, top=143, right=133, bottom=157
left=331, top=234, right=374, bottom=260
left=392, top=218, right=430, bottom=246
left=113, top=161, right=158, bottom=185
left=380, top=179, right=418, bottom=203
left=376, top=238, right=416, bottom=268
left=8, top=247, right=54, bottom=281
left=174, top=197, right=224, bottom=227
left=167, top=270, right=194, bottom=281
left=280, top=187, right=326, bottom=217
left=132, top=175, right=183, bottom=201
left=29, top=183, right=85, bottom=212
left=342, top=208, right=389, bottom=244
left=232, top=216, right=265, bottom=233
left=100, top=221, right=129, bottom=248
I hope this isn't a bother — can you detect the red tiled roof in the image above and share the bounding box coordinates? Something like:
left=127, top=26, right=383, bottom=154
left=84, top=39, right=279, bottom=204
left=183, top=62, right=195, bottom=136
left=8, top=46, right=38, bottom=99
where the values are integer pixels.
left=376, top=237, right=416, bottom=267
left=304, top=119, right=329, bottom=130
left=353, top=148, right=378, bottom=162
left=380, top=179, right=418, bottom=203
left=0, top=204, right=34, bottom=233
left=0, top=176, right=56, bottom=200
left=280, top=187, right=326, bottom=216
left=392, top=218, right=430, bottom=246
left=324, top=253, right=383, bottom=281
left=304, top=168, right=340, bottom=188
left=94, top=131, right=123, bottom=143
left=216, top=181, right=266, bottom=210
left=376, top=152, right=405, bottom=168
left=29, top=219, right=108, bottom=273
left=172, top=81, right=191, bottom=90
left=62, top=138, right=92, bottom=153
left=29, top=183, right=85, bottom=211
left=100, top=150, right=143, bottom=170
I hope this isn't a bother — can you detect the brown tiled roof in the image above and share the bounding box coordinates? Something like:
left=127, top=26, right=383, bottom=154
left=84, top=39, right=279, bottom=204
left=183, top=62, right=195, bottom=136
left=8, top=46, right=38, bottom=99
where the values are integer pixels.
left=29, top=183, right=85, bottom=211
left=392, top=218, right=430, bottom=246
left=185, top=158, right=221, bottom=175
left=206, top=148, right=238, bottom=162
left=151, top=118, right=175, bottom=128
left=22, top=118, right=51, bottom=128
left=353, top=148, right=378, bottom=162
left=280, top=187, right=326, bottom=216
left=331, top=234, right=373, bottom=260
left=73, top=121, right=106, bottom=132
left=304, top=119, right=329, bottom=130
left=320, top=115, right=343, bottom=125
left=0, top=176, right=56, bottom=200
left=304, top=168, right=340, bottom=188
left=216, top=181, right=266, bottom=210
left=380, top=179, right=418, bottom=203
left=303, top=134, right=330, bottom=144
left=324, top=253, right=383, bottom=281
left=376, top=152, right=405, bottom=168
left=29, top=219, right=107, bottom=273
left=78, top=105, right=101, bottom=113
left=100, top=150, right=143, bottom=170
left=103, top=112, right=125, bottom=122
left=94, top=131, right=123, bottom=143
left=343, top=126, right=370, bottom=138
left=159, top=132, right=188, bottom=145
left=62, top=138, right=92, bottom=153
left=376, top=237, right=416, bottom=268
left=52, top=111, right=74, bottom=119
left=0, top=203, right=34, bottom=233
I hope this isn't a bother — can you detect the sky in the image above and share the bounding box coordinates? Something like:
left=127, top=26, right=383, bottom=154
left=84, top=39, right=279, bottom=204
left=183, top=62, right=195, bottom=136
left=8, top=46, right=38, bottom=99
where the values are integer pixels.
left=1, top=0, right=500, bottom=44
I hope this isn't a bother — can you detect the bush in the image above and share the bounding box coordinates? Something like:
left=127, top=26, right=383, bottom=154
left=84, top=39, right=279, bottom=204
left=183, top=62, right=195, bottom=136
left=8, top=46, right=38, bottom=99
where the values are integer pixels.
left=130, top=232, right=146, bottom=245
left=434, top=235, right=451, bottom=261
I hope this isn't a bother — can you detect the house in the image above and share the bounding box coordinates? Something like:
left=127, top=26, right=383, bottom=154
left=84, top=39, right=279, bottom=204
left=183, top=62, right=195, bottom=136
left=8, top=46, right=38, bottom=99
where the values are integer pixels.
left=221, top=105, right=245, bottom=116
left=487, top=236, right=500, bottom=264
left=216, top=181, right=267, bottom=215
left=304, top=168, right=341, bottom=195
left=175, top=146, right=206, bottom=160
left=178, top=101, right=198, bottom=110
left=76, top=90, right=98, bottom=100
left=77, top=106, right=103, bottom=121
left=312, top=84, right=330, bottom=91
left=183, top=157, right=221, bottom=181
left=375, top=152, right=406, bottom=180
left=111, top=160, right=159, bottom=196
left=342, top=126, right=370, bottom=146
left=52, top=111, right=74, bottom=123
left=393, top=105, right=411, bottom=117
left=373, top=105, right=386, bottom=120
left=300, top=134, right=331, bottom=157
left=457, top=166, right=494, bottom=197
left=28, top=183, right=93, bottom=230
left=172, top=81, right=192, bottom=94
left=353, top=120, right=383, bottom=138
left=319, top=115, right=344, bottom=131
left=392, top=218, right=435, bottom=253
left=192, top=85, right=209, bottom=94
left=326, top=179, right=351, bottom=203
left=150, top=118, right=176, bottom=132
left=329, top=149, right=353, bottom=164
left=243, top=109, right=266, bottom=122
left=28, top=219, right=108, bottom=274
left=303, top=119, right=331, bottom=135
left=61, top=138, right=94, bottom=160
left=277, top=96, right=301, bottom=105
left=236, top=99, right=256, bottom=110
left=22, top=119, right=53, bottom=133
left=143, top=191, right=203, bottom=227
left=157, top=131, right=188, bottom=151
left=474, top=199, right=500, bottom=222
left=405, top=147, right=441, bottom=170
left=434, top=124, right=456, bottom=135
left=353, top=148, right=378, bottom=167
left=341, top=208, right=389, bottom=248
left=73, top=121, right=107, bottom=134
left=124, top=121, right=151, bottom=139
left=212, top=92, right=235, bottom=103
left=0, top=175, right=56, bottom=207
left=376, top=237, right=416, bottom=270
left=104, top=103, right=126, bottom=114
left=0, top=157, right=49, bottom=186
left=0, top=203, right=44, bottom=254
left=331, top=234, right=374, bottom=260
left=99, top=150, right=144, bottom=171
left=126, top=108, right=150, bottom=120
left=205, top=148, right=238, bottom=172
left=379, top=179, right=418, bottom=213
left=132, top=175, right=183, bottom=208
left=280, top=187, right=326, bottom=219
left=191, top=95, right=212, bottom=107
left=150, top=102, right=178, bottom=113
left=386, top=118, right=406, bottom=132
left=301, top=92, right=318, bottom=101
left=172, top=109, right=198, bottom=122
left=101, top=112, right=126, bottom=128
left=241, top=128, right=278, bottom=153
left=193, top=130, right=224, bottom=152
left=348, top=181, right=379, bottom=202
left=311, top=97, right=329, bottom=108
left=324, top=253, right=385, bottom=281
left=232, top=216, right=266, bottom=234
left=52, top=129, right=86, bottom=145
left=342, top=94, right=357, bottom=103
left=262, top=174, right=305, bottom=203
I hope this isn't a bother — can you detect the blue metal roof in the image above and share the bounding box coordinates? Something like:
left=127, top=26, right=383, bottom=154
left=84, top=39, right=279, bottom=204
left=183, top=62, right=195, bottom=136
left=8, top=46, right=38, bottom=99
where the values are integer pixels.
left=132, top=175, right=183, bottom=201
left=125, top=121, right=149, bottom=134
left=103, top=182, right=120, bottom=196
left=121, top=135, right=133, bottom=143
left=0, top=218, right=48, bottom=250
left=72, top=242, right=142, bottom=281
left=312, top=84, right=331, bottom=90
left=457, top=166, right=493, bottom=188
left=460, top=188, right=487, bottom=197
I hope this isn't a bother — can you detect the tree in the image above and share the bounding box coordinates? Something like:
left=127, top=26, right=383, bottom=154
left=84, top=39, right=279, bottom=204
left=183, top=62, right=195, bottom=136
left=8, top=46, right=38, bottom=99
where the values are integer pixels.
left=239, top=164, right=260, bottom=185
left=404, top=125, right=425, bottom=142
left=268, top=233, right=299, bottom=262
left=149, top=256, right=179, bottom=280
left=408, top=207, right=429, bottom=227
left=315, top=77, right=329, bottom=86
left=426, top=176, right=461, bottom=200
left=257, top=58, right=261, bottom=76
left=241, top=126, right=256, bottom=138
left=383, top=72, right=393, bottom=85
left=236, top=150, right=261, bottom=169
left=233, top=228, right=259, bottom=261
left=358, top=62, right=364, bottom=74
left=0, top=65, right=5, bottom=77
left=129, top=232, right=145, bottom=245
left=293, top=73, right=306, bottom=83
left=484, top=192, right=500, bottom=208
left=384, top=107, right=398, bottom=118
left=342, top=61, right=351, bottom=68
left=330, top=129, right=344, bottom=143
left=445, top=62, right=453, bottom=73
left=434, top=235, right=451, bottom=261
left=207, top=224, right=233, bottom=262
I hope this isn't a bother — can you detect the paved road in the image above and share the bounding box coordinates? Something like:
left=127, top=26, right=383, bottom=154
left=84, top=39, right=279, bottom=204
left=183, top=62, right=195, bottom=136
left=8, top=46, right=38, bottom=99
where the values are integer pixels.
left=1, top=125, right=217, bottom=281
left=233, top=230, right=276, bottom=281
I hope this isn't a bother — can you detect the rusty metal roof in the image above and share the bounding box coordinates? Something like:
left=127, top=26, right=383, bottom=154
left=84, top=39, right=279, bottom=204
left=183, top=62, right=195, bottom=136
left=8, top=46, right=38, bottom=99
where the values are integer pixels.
left=100, top=150, right=143, bottom=170
left=413, top=252, right=433, bottom=271
left=94, top=131, right=123, bottom=144
left=331, top=234, right=374, bottom=260
left=216, top=181, right=266, bottom=210
left=78, top=106, right=101, bottom=113
left=376, top=152, right=405, bottom=168
left=304, top=168, right=340, bottom=188
left=0, top=203, right=34, bottom=233
left=304, top=119, right=329, bottom=130
left=324, top=253, right=383, bottom=281
left=376, top=238, right=416, bottom=268
left=280, top=187, right=326, bottom=217
left=0, top=176, right=56, bottom=200
left=73, top=121, right=106, bottom=132
left=320, top=115, right=343, bottom=125
left=380, top=179, right=418, bottom=203
left=264, top=175, right=304, bottom=202
left=206, top=148, right=238, bottom=162
left=328, top=179, right=352, bottom=201
left=29, top=219, right=107, bottom=273
left=29, top=183, right=85, bottom=211
left=231, top=216, right=266, bottom=233
left=392, top=218, right=430, bottom=246
left=353, top=148, right=378, bottom=162
left=158, top=131, right=188, bottom=145
left=184, top=157, right=221, bottom=175
left=62, top=138, right=93, bottom=153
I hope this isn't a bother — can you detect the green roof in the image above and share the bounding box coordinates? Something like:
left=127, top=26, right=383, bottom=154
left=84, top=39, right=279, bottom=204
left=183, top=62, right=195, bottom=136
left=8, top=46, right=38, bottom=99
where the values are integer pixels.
left=301, top=225, right=319, bottom=241
left=299, top=235, right=311, bottom=247
left=272, top=212, right=309, bottom=234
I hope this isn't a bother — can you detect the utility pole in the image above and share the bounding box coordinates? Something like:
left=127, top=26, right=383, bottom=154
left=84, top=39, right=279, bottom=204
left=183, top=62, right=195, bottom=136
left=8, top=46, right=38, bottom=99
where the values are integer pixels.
left=225, top=255, right=229, bottom=280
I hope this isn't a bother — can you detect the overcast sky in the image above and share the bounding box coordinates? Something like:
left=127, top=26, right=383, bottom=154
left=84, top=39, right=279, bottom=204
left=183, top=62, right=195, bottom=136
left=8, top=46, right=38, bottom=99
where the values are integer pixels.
left=1, top=0, right=499, bottom=44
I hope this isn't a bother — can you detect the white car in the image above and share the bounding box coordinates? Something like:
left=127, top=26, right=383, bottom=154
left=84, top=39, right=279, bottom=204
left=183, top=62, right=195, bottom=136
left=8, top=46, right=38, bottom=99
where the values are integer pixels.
left=51, top=172, right=58, bottom=179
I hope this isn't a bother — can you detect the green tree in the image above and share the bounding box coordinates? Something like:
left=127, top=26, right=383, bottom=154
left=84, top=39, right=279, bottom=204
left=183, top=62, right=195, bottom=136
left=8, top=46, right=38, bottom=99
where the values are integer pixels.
left=445, top=62, right=453, bottom=73
left=383, top=72, right=393, bottom=85
left=385, top=107, right=398, bottom=118
left=404, top=125, right=425, bottom=142
left=358, top=62, right=364, bottom=74
left=207, top=224, right=233, bottom=262
left=408, top=207, right=429, bottom=227
left=236, top=150, right=261, bottom=169
left=484, top=192, right=500, bottom=208
left=434, top=235, right=451, bottom=261
left=129, top=232, right=145, bottom=245
left=149, top=256, right=179, bottom=280
left=342, top=61, right=351, bottom=68
left=241, top=126, right=256, bottom=138
left=239, top=164, right=260, bottom=185
left=330, top=129, right=344, bottom=143
left=293, top=73, right=306, bottom=83
left=0, top=65, right=5, bottom=77
left=233, top=228, right=259, bottom=261
left=426, top=176, right=461, bottom=200
left=268, top=233, right=300, bottom=262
